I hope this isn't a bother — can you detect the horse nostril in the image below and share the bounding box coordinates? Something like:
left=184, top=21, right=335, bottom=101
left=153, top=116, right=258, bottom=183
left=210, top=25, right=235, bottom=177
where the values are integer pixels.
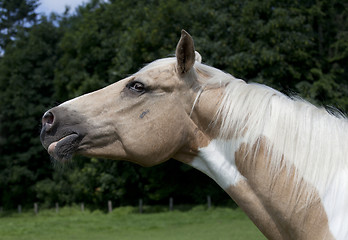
left=42, top=111, right=54, bottom=127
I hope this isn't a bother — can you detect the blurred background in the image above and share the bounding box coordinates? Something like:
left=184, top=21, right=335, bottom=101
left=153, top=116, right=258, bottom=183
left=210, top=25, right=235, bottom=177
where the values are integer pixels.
left=0, top=0, right=347, bottom=211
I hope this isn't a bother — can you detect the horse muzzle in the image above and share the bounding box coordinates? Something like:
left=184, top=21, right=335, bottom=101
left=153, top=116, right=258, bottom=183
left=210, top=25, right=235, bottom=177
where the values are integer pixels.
left=40, top=108, right=84, bottom=162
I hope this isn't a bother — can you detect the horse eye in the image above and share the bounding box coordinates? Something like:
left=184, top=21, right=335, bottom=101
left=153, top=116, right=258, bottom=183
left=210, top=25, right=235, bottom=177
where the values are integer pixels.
left=128, top=81, right=145, bottom=93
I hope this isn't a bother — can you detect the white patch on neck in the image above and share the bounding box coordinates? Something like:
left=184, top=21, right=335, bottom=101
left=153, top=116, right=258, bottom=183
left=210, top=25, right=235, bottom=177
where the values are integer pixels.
left=322, top=169, right=348, bottom=240
left=190, top=138, right=246, bottom=190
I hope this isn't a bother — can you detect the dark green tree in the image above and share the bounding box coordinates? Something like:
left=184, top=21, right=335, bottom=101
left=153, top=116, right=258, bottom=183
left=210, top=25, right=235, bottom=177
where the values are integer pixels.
left=299, top=0, right=348, bottom=112
left=188, top=0, right=348, bottom=111
left=0, top=17, right=62, bottom=208
left=0, top=0, right=39, bottom=51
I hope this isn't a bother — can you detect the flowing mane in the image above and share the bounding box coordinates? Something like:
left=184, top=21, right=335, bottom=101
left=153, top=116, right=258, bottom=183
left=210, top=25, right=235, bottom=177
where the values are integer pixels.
left=195, top=59, right=348, bottom=193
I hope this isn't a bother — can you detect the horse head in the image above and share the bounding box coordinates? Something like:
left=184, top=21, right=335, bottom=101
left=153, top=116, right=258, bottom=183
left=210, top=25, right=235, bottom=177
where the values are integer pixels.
left=40, top=30, right=218, bottom=166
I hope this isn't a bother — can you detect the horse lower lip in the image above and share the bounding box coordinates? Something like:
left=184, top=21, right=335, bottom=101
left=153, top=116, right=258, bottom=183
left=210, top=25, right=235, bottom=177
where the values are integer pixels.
left=48, top=141, right=58, bottom=155
left=47, top=133, right=79, bottom=158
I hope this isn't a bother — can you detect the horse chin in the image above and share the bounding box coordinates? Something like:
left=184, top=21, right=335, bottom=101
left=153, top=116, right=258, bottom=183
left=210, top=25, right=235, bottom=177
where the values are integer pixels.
left=47, top=133, right=81, bottom=162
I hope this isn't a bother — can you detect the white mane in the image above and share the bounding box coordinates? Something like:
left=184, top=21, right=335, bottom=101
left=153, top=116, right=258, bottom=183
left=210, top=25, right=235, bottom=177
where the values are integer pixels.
left=194, top=60, right=348, bottom=210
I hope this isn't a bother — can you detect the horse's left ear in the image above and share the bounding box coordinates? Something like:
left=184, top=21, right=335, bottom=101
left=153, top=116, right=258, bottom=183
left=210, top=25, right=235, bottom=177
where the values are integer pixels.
left=176, top=30, right=195, bottom=75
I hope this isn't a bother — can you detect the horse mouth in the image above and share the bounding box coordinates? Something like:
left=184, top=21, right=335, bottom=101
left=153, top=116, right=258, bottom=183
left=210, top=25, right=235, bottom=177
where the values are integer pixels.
left=47, top=133, right=81, bottom=162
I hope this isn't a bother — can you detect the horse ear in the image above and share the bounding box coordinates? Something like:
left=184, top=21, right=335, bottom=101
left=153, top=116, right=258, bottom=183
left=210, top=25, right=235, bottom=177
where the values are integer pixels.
left=176, top=30, right=195, bottom=75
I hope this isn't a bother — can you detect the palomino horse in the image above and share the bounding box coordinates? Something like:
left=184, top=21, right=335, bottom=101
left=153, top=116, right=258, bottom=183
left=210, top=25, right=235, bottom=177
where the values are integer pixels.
left=40, top=30, right=348, bottom=240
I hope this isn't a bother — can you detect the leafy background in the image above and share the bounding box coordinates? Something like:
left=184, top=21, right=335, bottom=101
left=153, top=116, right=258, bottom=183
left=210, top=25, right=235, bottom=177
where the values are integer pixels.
left=0, top=0, right=347, bottom=209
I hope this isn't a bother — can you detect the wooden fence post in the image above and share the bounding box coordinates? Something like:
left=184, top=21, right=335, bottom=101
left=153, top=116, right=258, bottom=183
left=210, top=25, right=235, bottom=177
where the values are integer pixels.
left=139, top=199, right=143, bottom=214
left=34, top=203, right=38, bottom=215
left=55, top=202, right=59, bottom=213
left=108, top=200, right=112, bottom=213
left=169, top=197, right=173, bottom=211
left=18, top=205, right=22, bottom=214
left=81, top=202, right=84, bottom=212
left=207, top=195, right=211, bottom=209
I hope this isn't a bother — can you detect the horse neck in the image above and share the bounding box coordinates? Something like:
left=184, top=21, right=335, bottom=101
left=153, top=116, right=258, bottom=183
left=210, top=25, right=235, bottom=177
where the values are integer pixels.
left=188, top=82, right=345, bottom=239
left=190, top=135, right=335, bottom=239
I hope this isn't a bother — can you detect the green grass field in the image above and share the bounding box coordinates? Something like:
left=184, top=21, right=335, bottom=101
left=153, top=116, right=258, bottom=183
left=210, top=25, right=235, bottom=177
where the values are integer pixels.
left=0, top=206, right=266, bottom=240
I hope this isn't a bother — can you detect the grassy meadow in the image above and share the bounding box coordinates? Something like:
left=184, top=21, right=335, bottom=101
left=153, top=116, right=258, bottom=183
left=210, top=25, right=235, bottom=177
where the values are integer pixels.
left=0, top=206, right=266, bottom=240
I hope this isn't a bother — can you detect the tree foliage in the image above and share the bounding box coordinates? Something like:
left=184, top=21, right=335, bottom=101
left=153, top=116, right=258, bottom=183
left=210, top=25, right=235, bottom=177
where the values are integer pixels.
left=0, top=0, right=39, bottom=51
left=0, top=16, right=62, bottom=207
left=0, top=0, right=347, bottom=209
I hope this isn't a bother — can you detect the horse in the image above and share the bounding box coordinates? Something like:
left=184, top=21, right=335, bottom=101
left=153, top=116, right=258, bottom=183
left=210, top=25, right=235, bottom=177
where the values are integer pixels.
left=40, top=30, right=348, bottom=240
